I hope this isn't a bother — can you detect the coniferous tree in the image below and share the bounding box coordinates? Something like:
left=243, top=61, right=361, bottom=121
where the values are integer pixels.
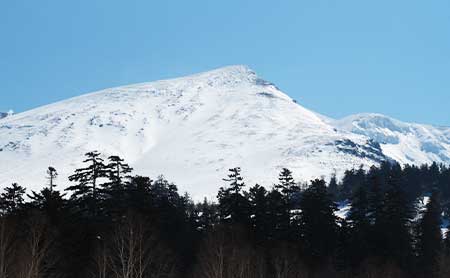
left=328, top=173, right=339, bottom=201
left=28, top=188, right=66, bottom=220
left=28, top=166, right=66, bottom=220
left=196, top=198, right=217, bottom=233
left=248, top=184, right=269, bottom=242
left=347, top=185, right=370, bottom=266
left=276, top=168, right=299, bottom=201
left=298, top=179, right=338, bottom=265
left=445, top=231, right=450, bottom=255
left=126, top=176, right=153, bottom=212
left=335, top=218, right=352, bottom=272
left=266, top=188, right=291, bottom=242
left=47, top=166, right=58, bottom=193
left=104, top=155, right=133, bottom=190
left=102, top=155, right=133, bottom=217
left=367, top=171, right=385, bottom=257
left=275, top=168, right=301, bottom=241
left=377, top=173, right=414, bottom=268
left=217, top=167, right=250, bottom=226
left=66, top=151, right=109, bottom=215
left=0, top=183, right=25, bottom=215
left=416, top=190, right=443, bottom=277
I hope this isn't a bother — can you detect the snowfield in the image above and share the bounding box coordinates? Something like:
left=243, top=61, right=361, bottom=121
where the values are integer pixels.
left=1, top=65, right=449, bottom=199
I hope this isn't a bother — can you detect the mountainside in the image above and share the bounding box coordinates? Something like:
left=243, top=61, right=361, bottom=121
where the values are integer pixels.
left=1, top=66, right=449, bottom=198
left=333, top=113, right=450, bottom=165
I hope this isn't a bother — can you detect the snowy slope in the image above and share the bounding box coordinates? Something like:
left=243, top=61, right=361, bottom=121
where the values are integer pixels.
left=333, top=113, right=450, bottom=165
left=0, top=65, right=446, bottom=199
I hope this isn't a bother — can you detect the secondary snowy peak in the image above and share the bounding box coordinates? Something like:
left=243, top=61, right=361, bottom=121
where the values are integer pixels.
left=333, top=113, right=450, bottom=165
left=0, top=66, right=390, bottom=198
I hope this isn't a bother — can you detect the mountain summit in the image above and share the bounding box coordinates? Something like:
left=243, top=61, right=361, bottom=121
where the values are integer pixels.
left=1, top=66, right=449, bottom=198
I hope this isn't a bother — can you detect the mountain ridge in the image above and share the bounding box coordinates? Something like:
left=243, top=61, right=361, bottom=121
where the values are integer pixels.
left=1, top=65, right=449, bottom=199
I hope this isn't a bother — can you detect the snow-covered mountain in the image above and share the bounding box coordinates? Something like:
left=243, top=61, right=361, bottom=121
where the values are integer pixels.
left=0, top=66, right=448, bottom=198
left=333, top=114, right=450, bottom=165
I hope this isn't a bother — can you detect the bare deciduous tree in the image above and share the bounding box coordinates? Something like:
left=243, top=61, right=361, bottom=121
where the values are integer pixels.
left=99, top=211, right=177, bottom=278
left=16, top=211, right=56, bottom=278
left=194, top=226, right=267, bottom=278
left=271, top=243, right=306, bottom=278
left=0, top=217, right=15, bottom=278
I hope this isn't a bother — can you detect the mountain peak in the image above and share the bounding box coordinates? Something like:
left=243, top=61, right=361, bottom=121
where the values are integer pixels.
left=2, top=67, right=450, bottom=199
left=177, top=65, right=260, bottom=88
left=202, top=64, right=255, bottom=77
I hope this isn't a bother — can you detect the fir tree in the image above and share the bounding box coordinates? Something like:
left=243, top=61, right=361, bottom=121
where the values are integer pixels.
left=196, top=198, right=217, bottom=232
left=298, top=179, right=338, bottom=265
left=416, top=190, right=443, bottom=277
left=328, top=173, right=339, bottom=201
left=335, top=218, right=352, bottom=271
left=276, top=168, right=299, bottom=201
left=217, top=167, right=250, bottom=225
left=377, top=173, right=414, bottom=268
left=274, top=168, right=299, bottom=240
left=0, top=183, right=26, bottom=214
left=367, top=172, right=385, bottom=257
left=28, top=188, right=66, bottom=221
left=347, top=185, right=370, bottom=266
left=248, top=184, right=269, bottom=242
left=266, top=188, right=291, bottom=241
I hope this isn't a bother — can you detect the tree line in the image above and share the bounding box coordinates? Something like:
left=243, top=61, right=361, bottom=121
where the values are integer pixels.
left=1, top=151, right=450, bottom=278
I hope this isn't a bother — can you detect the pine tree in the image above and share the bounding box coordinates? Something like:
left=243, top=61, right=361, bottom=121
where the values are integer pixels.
left=196, top=198, right=217, bottom=232
left=266, top=188, right=291, bottom=241
left=28, top=188, right=66, bottom=221
left=416, top=190, right=443, bottom=277
left=102, top=155, right=133, bottom=217
left=367, top=172, right=385, bottom=257
left=328, top=173, right=339, bottom=201
left=444, top=230, right=450, bottom=255
left=248, top=184, right=269, bottom=242
left=27, top=166, right=66, bottom=220
left=217, top=167, right=250, bottom=226
left=276, top=168, right=299, bottom=201
left=377, top=173, right=414, bottom=268
left=66, top=151, right=109, bottom=215
left=0, top=183, right=25, bottom=215
left=104, top=155, right=133, bottom=189
left=298, top=179, right=338, bottom=265
left=125, top=176, right=154, bottom=213
left=47, top=166, right=58, bottom=193
left=274, top=168, right=299, bottom=240
left=347, top=185, right=370, bottom=266
left=335, top=218, right=353, bottom=271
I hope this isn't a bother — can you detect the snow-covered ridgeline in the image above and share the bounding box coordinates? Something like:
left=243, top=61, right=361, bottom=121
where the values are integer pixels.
left=0, top=66, right=449, bottom=199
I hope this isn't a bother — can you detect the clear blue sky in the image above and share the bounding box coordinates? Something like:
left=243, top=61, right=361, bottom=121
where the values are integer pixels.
left=1, top=0, right=449, bottom=125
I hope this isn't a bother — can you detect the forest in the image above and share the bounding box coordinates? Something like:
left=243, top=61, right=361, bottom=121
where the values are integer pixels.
left=1, top=151, right=450, bottom=278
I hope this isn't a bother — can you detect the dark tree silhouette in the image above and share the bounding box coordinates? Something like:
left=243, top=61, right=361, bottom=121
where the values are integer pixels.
left=416, top=190, right=443, bottom=277
left=298, top=179, right=338, bottom=265
left=217, top=168, right=250, bottom=226
left=0, top=183, right=25, bottom=214
left=66, top=151, right=109, bottom=215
